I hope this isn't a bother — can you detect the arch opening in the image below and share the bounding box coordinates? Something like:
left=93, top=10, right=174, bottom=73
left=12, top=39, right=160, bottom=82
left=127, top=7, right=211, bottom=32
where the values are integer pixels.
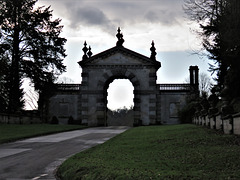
left=106, top=79, right=134, bottom=126
left=107, top=79, right=134, bottom=110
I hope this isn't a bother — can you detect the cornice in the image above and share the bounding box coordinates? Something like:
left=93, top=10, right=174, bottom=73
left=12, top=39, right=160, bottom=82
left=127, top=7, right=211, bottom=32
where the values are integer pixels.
left=81, top=64, right=158, bottom=69
left=78, top=46, right=161, bottom=70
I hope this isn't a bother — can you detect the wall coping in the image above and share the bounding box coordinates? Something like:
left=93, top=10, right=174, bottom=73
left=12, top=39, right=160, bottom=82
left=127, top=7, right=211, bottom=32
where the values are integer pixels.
left=214, top=112, right=221, bottom=116
left=0, top=112, right=40, bottom=118
left=222, top=114, right=232, bottom=120
left=201, top=113, right=208, bottom=117
left=233, top=112, right=240, bottom=118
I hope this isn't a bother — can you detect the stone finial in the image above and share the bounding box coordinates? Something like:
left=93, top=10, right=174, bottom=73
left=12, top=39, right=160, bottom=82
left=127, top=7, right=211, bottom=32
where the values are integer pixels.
left=150, top=40, right=157, bottom=60
left=116, top=27, right=124, bottom=46
left=87, top=46, right=92, bottom=58
left=82, top=41, right=88, bottom=60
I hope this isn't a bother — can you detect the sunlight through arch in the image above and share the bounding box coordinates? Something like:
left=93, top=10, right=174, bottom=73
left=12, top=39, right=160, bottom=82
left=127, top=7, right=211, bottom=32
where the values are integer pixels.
left=107, top=79, right=134, bottom=111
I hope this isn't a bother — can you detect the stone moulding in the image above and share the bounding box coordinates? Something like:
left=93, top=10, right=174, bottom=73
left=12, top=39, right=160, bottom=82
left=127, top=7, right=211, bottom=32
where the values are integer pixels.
left=201, top=115, right=206, bottom=126
left=82, top=64, right=157, bottom=68
left=233, top=112, right=240, bottom=135
left=209, top=116, right=216, bottom=129
left=0, top=113, right=41, bottom=124
left=206, top=116, right=210, bottom=127
left=193, top=111, right=240, bottom=135
left=215, top=113, right=222, bottom=130
left=222, top=115, right=233, bottom=134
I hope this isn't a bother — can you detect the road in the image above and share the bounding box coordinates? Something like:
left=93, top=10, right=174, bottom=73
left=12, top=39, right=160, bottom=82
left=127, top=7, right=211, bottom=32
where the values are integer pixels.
left=0, top=126, right=129, bottom=180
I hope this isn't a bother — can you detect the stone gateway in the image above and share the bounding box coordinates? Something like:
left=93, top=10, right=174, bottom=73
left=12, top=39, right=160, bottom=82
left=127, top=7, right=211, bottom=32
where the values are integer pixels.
left=46, top=28, right=199, bottom=126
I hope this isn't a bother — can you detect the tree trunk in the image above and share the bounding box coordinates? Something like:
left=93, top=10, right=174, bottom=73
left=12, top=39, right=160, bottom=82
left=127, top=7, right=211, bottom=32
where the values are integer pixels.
left=8, top=5, right=21, bottom=113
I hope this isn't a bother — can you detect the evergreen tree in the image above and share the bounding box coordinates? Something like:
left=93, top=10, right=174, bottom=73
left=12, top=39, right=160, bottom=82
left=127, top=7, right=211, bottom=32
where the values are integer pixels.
left=0, top=46, right=9, bottom=112
left=184, top=0, right=240, bottom=99
left=0, top=0, right=66, bottom=112
left=184, top=0, right=227, bottom=91
left=220, top=0, right=240, bottom=99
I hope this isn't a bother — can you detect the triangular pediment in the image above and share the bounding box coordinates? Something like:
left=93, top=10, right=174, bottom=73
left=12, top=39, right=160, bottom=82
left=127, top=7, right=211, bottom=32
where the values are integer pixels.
left=88, top=52, right=146, bottom=65
left=78, top=46, right=161, bottom=69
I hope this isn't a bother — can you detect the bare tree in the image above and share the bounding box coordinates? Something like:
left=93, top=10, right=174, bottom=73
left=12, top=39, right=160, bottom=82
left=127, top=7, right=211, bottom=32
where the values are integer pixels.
left=199, top=73, right=213, bottom=96
left=56, top=76, right=74, bottom=84
left=185, top=72, right=212, bottom=96
left=24, top=87, right=39, bottom=110
left=183, top=0, right=225, bottom=23
left=184, top=0, right=240, bottom=100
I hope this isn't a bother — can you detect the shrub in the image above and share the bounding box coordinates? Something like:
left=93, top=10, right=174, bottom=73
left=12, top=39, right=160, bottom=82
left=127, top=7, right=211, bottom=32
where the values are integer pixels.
left=68, top=116, right=74, bottom=125
left=51, top=116, right=59, bottom=124
left=178, top=101, right=197, bottom=124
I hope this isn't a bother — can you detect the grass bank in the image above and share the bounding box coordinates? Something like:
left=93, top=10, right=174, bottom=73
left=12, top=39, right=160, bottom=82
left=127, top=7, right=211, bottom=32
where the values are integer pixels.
left=0, top=124, right=86, bottom=144
left=57, top=124, right=240, bottom=180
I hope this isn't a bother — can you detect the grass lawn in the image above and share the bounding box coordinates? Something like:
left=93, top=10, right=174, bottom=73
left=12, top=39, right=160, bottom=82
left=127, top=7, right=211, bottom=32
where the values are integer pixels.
left=0, top=124, right=86, bottom=144
left=57, top=124, right=240, bottom=180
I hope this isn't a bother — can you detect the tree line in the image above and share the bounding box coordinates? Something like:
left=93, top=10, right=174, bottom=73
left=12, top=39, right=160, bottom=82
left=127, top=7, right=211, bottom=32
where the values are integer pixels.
left=179, top=0, right=240, bottom=123
left=0, top=0, right=66, bottom=113
left=1, top=0, right=239, bottom=116
left=184, top=0, right=240, bottom=101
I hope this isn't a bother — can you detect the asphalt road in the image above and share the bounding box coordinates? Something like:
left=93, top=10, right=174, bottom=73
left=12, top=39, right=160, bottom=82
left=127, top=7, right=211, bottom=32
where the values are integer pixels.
left=0, top=126, right=130, bottom=180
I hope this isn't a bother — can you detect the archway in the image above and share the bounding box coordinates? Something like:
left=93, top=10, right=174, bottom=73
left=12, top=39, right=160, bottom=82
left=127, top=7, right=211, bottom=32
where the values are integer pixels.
left=107, top=79, right=134, bottom=110
left=48, top=29, right=200, bottom=126
left=78, top=28, right=161, bottom=126
left=47, top=29, right=200, bottom=126
left=106, top=79, right=134, bottom=126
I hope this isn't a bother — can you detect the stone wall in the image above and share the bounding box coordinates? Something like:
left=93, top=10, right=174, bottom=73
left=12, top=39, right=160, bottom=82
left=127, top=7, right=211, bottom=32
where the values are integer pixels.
left=48, top=93, right=80, bottom=124
left=47, top=84, right=191, bottom=125
left=233, top=113, right=240, bottom=135
left=160, top=92, right=187, bottom=124
left=193, top=112, right=240, bottom=135
left=0, top=112, right=41, bottom=124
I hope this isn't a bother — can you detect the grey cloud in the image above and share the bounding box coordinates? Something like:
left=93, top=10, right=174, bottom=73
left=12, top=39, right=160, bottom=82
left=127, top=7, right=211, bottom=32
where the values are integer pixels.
left=40, top=1, right=115, bottom=33
left=60, top=1, right=114, bottom=32
left=145, top=11, right=160, bottom=23
left=103, top=1, right=184, bottom=26
left=105, top=1, right=136, bottom=10
left=68, top=6, right=113, bottom=30
left=77, top=7, right=108, bottom=25
left=144, top=10, right=179, bottom=25
left=39, top=0, right=184, bottom=32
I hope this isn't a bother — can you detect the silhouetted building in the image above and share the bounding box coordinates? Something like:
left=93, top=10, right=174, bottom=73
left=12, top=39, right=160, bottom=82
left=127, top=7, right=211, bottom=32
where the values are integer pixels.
left=45, top=28, right=199, bottom=126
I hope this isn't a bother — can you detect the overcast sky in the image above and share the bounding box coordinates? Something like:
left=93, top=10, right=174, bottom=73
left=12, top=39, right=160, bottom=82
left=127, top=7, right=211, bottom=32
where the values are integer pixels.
left=36, top=0, right=211, bottom=110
